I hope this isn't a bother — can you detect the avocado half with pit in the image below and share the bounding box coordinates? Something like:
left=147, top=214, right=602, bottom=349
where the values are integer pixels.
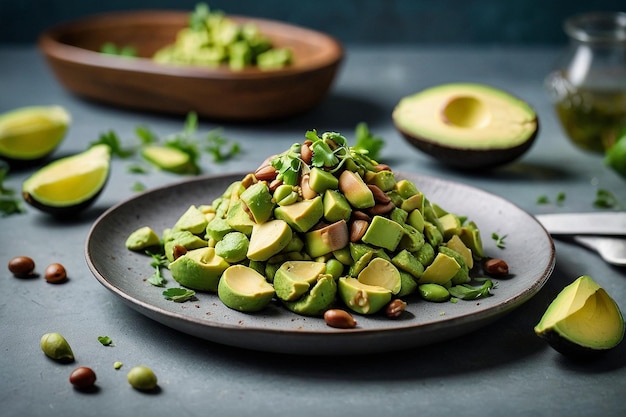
left=0, top=106, right=70, bottom=167
left=534, top=275, right=624, bottom=358
left=393, top=83, right=539, bottom=169
left=22, top=144, right=111, bottom=216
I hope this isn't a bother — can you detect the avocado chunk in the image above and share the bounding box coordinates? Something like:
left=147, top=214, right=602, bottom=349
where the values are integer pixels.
left=169, top=247, right=230, bottom=291
left=125, top=226, right=161, bottom=251
left=421, top=252, right=461, bottom=285
left=282, top=275, right=337, bottom=316
left=357, top=258, right=401, bottom=295
left=273, top=261, right=327, bottom=301
left=361, top=215, right=405, bottom=251
left=226, top=200, right=255, bottom=236
left=323, top=189, right=352, bottom=223
left=247, top=219, right=293, bottom=261
left=305, top=220, right=349, bottom=258
left=218, top=265, right=275, bottom=312
left=141, top=145, right=197, bottom=174
left=534, top=275, right=625, bottom=358
left=338, top=277, right=392, bottom=315
left=240, top=181, right=274, bottom=224
left=214, top=231, right=250, bottom=263
left=393, top=83, right=539, bottom=169
left=173, top=205, right=209, bottom=235
left=338, top=170, right=375, bottom=209
left=309, top=167, right=339, bottom=193
left=274, top=196, right=323, bottom=232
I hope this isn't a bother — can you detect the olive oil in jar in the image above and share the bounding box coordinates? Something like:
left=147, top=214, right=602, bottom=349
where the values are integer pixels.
left=554, top=87, right=626, bottom=153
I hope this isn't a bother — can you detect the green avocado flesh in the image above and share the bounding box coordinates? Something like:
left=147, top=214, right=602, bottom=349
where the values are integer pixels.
left=0, top=106, right=70, bottom=162
left=534, top=275, right=625, bottom=356
left=22, top=144, right=111, bottom=215
left=129, top=130, right=492, bottom=317
left=393, top=83, right=538, bottom=168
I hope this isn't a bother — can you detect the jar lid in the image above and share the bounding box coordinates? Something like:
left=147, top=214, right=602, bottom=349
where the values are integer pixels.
left=564, top=11, right=626, bottom=43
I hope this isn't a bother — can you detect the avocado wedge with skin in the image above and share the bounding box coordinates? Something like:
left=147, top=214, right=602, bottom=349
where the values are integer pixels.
left=534, top=275, right=625, bottom=358
left=22, top=144, right=111, bottom=216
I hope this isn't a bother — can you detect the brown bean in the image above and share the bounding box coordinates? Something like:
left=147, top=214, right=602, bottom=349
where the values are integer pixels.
left=367, top=201, right=395, bottom=215
left=484, top=258, right=509, bottom=276
left=172, top=245, right=188, bottom=260
left=367, top=184, right=391, bottom=204
left=350, top=219, right=369, bottom=242
left=300, top=140, right=313, bottom=165
left=69, top=366, right=97, bottom=389
left=386, top=299, right=407, bottom=318
left=323, top=309, right=357, bottom=329
left=254, top=164, right=278, bottom=182
left=351, top=210, right=371, bottom=222
left=8, top=256, right=35, bottom=277
left=44, top=263, right=67, bottom=283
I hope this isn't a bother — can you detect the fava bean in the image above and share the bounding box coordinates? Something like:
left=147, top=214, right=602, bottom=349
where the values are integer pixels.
left=40, top=332, right=74, bottom=362
left=418, top=283, right=450, bottom=302
left=8, top=256, right=35, bottom=277
left=69, top=367, right=96, bottom=389
left=127, top=365, right=158, bottom=391
left=44, top=263, right=67, bottom=283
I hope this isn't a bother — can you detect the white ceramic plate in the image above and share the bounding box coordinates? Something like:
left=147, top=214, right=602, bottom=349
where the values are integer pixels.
left=85, top=172, right=555, bottom=354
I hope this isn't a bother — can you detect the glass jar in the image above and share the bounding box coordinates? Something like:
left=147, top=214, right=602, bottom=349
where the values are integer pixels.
left=545, top=12, right=626, bottom=153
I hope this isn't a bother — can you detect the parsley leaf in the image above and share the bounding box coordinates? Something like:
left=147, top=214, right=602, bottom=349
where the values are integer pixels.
left=91, top=130, right=134, bottom=158
left=0, top=165, right=25, bottom=217
left=163, top=287, right=196, bottom=302
left=98, top=336, right=113, bottom=346
left=449, top=279, right=496, bottom=300
left=353, top=122, right=384, bottom=160
left=491, top=232, right=507, bottom=249
left=594, top=188, right=621, bottom=209
left=204, top=128, right=241, bottom=162
left=146, top=251, right=168, bottom=287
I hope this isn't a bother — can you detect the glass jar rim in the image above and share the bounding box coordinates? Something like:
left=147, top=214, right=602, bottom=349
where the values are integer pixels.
left=564, top=11, right=626, bottom=43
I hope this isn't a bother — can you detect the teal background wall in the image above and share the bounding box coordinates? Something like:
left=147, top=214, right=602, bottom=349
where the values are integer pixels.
left=1, top=0, right=625, bottom=45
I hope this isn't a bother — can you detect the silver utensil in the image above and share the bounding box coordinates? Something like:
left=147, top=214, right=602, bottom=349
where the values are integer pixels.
left=570, top=236, right=626, bottom=267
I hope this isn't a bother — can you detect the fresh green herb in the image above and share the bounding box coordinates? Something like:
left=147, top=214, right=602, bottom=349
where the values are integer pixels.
left=594, top=188, right=622, bottom=209
left=0, top=165, right=25, bottom=217
left=491, top=232, right=507, bottom=249
left=163, top=287, right=196, bottom=302
left=146, top=251, right=168, bottom=287
left=536, top=195, right=549, bottom=204
left=556, top=192, right=566, bottom=204
left=114, top=361, right=123, bottom=370
left=189, top=2, right=212, bottom=31
left=127, top=164, right=148, bottom=174
left=131, top=181, right=147, bottom=192
left=135, top=126, right=159, bottom=145
left=537, top=192, right=566, bottom=205
left=448, top=279, right=496, bottom=300
left=98, top=336, right=113, bottom=346
left=91, top=130, right=134, bottom=158
left=353, top=122, right=384, bottom=161
left=270, top=143, right=304, bottom=186
left=204, top=128, right=241, bottom=162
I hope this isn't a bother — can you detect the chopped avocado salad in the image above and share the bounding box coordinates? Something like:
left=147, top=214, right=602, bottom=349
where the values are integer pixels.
left=152, top=3, right=293, bottom=70
left=126, top=130, right=505, bottom=319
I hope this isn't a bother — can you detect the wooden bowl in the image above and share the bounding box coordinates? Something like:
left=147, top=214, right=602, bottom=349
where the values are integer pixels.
left=38, top=11, right=343, bottom=121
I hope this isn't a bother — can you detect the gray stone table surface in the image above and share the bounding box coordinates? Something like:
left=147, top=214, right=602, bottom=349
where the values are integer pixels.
left=1, top=44, right=625, bottom=417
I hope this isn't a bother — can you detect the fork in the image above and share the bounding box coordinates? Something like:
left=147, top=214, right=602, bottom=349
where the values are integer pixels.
left=570, top=236, right=626, bottom=267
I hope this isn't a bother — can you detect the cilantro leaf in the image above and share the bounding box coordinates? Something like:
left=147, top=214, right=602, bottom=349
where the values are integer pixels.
left=449, top=279, right=496, bottom=300
left=146, top=251, right=168, bottom=287
left=163, top=287, right=196, bottom=302
left=204, top=129, right=241, bottom=162
left=491, top=232, right=507, bottom=249
left=0, top=165, right=25, bottom=217
left=91, top=130, right=134, bottom=158
left=353, top=122, right=384, bottom=160
left=594, top=188, right=621, bottom=209
left=98, top=336, right=113, bottom=346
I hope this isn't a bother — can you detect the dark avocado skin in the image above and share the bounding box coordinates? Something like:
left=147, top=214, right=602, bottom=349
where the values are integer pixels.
left=398, top=122, right=540, bottom=170
left=538, top=328, right=611, bottom=360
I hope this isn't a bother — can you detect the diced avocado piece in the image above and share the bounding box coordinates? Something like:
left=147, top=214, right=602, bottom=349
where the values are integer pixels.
left=247, top=220, right=293, bottom=261
left=423, top=221, right=443, bottom=247
left=240, top=182, right=274, bottom=224
left=218, top=265, right=275, bottom=312
left=439, top=246, right=470, bottom=285
left=401, top=193, right=425, bottom=213
left=338, top=170, right=375, bottom=209
left=421, top=252, right=461, bottom=285
left=423, top=201, right=444, bottom=234
left=273, top=261, right=326, bottom=301
left=214, top=231, right=250, bottom=263
left=414, top=242, right=435, bottom=266
left=164, top=229, right=208, bottom=262
left=274, top=196, right=323, bottom=233
left=305, top=220, right=349, bottom=258
left=169, top=247, right=230, bottom=291
left=205, top=217, right=234, bottom=241
left=125, top=226, right=161, bottom=251
left=309, top=167, right=339, bottom=193
left=332, top=246, right=353, bottom=265
left=282, top=233, right=304, bottom=253
left=348, top=250, right=374, bottom=277
left=367, top=170, right=396, bottom=192
left=398, top=223, right=425, bottom=252
left=361, top=215, right=405, bottom=252
left=398, top=271, right=418, bottom=297
left=357, top=258, right=401, bottom=295
left=323, top=189, right=352, bottom=222
left=438, top=213, right=462, bottom=240
left=141, top=145, right=196, bottom=174
left=390, top=207, right=408, bottom=225
left=349, top=242, right=375, bottom=261
left=226, top=200, right=255, bottom=236
left=392, top=249, right=424, bottom=279
left=173, top=205, right=209, bottom=235
left=338, top=277, right=392, bottom=315
left=406, top=208, right=425, bottom=232
left=387, top=190, right=404, bottom=208
left=395, top=179, right=419, bottom=198
left=446, top=234, right=474, bottom=269
left=282, top=275, right=337, bottom=316
left=460, top=221, right=484, bottom=259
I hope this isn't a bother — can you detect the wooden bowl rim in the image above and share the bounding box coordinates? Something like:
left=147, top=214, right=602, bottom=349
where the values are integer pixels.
left=38, top=10, right=344, bottom=80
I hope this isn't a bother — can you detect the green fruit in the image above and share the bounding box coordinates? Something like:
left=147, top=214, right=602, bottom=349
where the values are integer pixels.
left=40, top=332, right=74, bottom=363
left=338, top=277, right=391, bottom=315
left=169, top=247, right=230, bottom=291
left=393, top=83, right=538, bottom=169
left=534, top=275, right=625, bottom=358
left=604, top=132, right=626, bottom=178
left=127, top=366, right=158, bottom=391
left=22, top=144, right=111, bottom=216
left=217, top=265, right=275, bottom=312
left=0, top=105, right=70, bottom=166
left=141, top=145, right=197, bottom=174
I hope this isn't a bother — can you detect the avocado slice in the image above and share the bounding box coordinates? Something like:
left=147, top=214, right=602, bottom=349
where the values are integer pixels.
left=22, top=144, right=111, bottom=217
left=534, top=275, right=625, bottom=358
left=169, top=247, right=230, bottom=291
left=393, top=83, right=539, bottom=169
left=218, top=265, right=275, bottom=312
